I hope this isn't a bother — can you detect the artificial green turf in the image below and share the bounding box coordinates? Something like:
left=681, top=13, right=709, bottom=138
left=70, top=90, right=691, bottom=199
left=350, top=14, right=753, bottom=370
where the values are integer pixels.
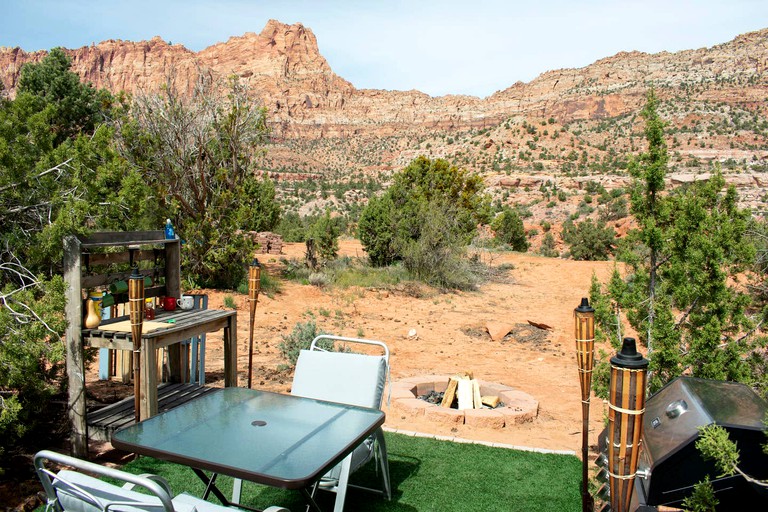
left=120, top=432, right=581, bottom=512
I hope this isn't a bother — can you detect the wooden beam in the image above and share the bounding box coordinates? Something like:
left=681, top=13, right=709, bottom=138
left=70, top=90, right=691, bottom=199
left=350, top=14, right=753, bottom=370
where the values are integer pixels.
left=86, top=250, right=158, bottom=267
left=79, top=231, right=167, bottom=248
left=63, top=235, right=88, bottom=457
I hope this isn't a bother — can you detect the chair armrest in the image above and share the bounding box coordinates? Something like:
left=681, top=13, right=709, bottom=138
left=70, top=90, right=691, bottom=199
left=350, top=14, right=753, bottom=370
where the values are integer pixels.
left=123, top=473, right=173, bottom=495
left=34, top=450, right=175, bottom=512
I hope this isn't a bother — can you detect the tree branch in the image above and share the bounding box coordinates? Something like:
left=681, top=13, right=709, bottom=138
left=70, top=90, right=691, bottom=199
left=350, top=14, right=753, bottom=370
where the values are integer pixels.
left=0, top=159, right=73, bottom=194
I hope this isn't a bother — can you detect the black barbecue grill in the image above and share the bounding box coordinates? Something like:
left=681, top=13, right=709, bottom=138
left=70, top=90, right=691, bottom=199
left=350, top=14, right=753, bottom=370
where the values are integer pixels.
left=631, top=377, right=768, bottom=510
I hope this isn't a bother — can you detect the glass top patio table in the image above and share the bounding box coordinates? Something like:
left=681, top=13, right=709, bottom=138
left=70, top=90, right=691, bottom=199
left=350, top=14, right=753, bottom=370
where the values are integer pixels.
left=111, top=387, right=385, bottom=490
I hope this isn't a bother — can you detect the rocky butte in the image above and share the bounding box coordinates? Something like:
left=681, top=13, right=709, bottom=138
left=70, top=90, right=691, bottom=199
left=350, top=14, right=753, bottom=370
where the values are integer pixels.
left=2, top=20, right=768, bottom=214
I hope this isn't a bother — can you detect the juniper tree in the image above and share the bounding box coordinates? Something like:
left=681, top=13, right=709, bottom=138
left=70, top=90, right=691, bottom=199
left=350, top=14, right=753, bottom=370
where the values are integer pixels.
left=116, top=74, right=279, bottom=288
left=592, top=90, right=762, bottom=395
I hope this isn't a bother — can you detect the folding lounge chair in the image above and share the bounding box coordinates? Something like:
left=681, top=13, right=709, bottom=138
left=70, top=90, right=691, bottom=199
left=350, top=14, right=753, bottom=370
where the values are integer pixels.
left=35, top=450, right=290, bottom=512
left=232, top=335, right=391, bottom=511
left=292, top=336, right=392, bottom=507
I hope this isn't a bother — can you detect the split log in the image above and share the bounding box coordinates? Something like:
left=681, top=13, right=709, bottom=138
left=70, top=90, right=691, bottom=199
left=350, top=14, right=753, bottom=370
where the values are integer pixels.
left=457, top=377, right=474, bottom=410
left=482, top=395, right=501, bottom=408
left=440, top=377, right=459, bottom=408
left=472, top=380, right=483, bottom=409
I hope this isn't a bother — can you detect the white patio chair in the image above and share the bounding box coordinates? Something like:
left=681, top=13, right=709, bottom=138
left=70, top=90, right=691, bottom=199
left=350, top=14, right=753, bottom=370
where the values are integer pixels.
left=35, top=450, right=290, bottom=512
left=232, top=335, right=391, bottom=511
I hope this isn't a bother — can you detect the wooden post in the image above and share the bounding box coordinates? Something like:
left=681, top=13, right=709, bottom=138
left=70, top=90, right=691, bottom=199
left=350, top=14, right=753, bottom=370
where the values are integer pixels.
left=247, top=258, right=261, bottom=388
left=164, top=238, right=181, bottom=298
left=128, top=267, right=145, bottom=424
left=608, top=338, right=648, bottom=512
left=63, top=236, right=88, bottom=457
left=223, top=313, right=238, bottom=387
left=575, top=298, right=595, bottom=512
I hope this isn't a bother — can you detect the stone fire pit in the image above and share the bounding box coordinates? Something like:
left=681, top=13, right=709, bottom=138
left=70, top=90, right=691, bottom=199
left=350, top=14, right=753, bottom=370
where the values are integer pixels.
left=389, top=375, right=539, bottom=429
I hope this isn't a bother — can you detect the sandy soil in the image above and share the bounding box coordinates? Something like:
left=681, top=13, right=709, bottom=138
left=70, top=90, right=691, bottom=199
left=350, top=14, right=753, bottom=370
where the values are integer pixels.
left=156, top=240, right=618, bottom=454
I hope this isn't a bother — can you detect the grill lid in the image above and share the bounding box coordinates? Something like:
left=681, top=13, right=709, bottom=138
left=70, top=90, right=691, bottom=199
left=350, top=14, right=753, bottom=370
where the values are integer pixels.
left=643, top=377, right=767, bottom=466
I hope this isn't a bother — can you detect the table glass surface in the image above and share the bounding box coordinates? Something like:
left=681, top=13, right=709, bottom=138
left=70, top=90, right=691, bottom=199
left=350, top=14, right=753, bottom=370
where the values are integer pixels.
left=112, top=388, right=384, bottom=488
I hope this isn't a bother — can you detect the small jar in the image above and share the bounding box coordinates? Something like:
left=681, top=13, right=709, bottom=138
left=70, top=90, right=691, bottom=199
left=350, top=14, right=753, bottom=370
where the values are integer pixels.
left=145, top=299, right=155, bottom=320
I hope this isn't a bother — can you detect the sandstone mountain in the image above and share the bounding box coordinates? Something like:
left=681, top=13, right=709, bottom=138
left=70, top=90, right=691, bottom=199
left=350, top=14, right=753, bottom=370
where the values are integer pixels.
left=2, top=20, right=768, bottom=219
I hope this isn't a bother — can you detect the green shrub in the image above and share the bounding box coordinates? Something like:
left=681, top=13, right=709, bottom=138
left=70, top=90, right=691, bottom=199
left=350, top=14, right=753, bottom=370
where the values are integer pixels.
left=278, top=320, right=332, bottom=366
left=358, top=195, right=397, bottom=266
left=308, top=210, right=340, bottom=262
left=358, top=156, right=490, bottom=267
left=223, top=294, right=236, bottom=309
left=491, top=207, right=529, bottom=252
left=400, top=204, right=479, bottom=291
left=539, top=232, right=559, bottom=258
left=308, top=272, right=330, bottom=287
left=0, top=276, right=67, bottom=469
left=274, top=212, right=309, bottom=243
left=562, top=219, right=615, bottom=260
left=599, top=197, right=629, bottom=221
left=281, top=258, right=312, bottom=282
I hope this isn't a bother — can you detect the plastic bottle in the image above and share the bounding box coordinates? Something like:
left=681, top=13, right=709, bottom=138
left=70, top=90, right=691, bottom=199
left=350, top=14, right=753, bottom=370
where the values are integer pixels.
left=164, top=219, right=175, bottom=239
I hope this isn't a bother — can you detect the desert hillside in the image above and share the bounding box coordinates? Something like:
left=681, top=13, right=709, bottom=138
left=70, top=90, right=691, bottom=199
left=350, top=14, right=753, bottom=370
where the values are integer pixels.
left=2, top=20, right=767, bottom=223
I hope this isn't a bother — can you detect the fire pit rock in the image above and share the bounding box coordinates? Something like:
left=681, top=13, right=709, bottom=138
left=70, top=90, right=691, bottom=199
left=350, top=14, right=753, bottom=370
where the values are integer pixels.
left=388, top=375, right=539, bottom=429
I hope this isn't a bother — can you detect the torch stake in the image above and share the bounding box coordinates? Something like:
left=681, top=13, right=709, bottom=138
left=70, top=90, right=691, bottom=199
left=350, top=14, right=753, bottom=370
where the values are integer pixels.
left=128, top=266, right=145, bottom=424
left=575, top=298, right=595, bottom=512
left=608, top=337, right=648, bottom=512
left=247, top=259, right=261, bottom=389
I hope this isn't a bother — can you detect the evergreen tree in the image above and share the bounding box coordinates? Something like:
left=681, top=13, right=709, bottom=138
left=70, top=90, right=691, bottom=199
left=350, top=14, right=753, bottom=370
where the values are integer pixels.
left=117, top=75, right=278, bottom=288
left=358, top=156, right=490, bottom=266
left=627, top=88, right=667, bottom=355
left=0, top=49, right=147, bottom=469
left=308, top=210, right=340, bottom=262
left=593, top=90, right=762, bottom=395
left=492, top=207, right=528, bottom=252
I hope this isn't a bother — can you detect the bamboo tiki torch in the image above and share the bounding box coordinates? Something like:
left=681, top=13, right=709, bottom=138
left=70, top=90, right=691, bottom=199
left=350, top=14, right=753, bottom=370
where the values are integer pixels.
left=128, top=266, right=145, bottom=424
left=247, top=258, right=261, bottom=389
left=608, top=337, right=648, bottom=512
left=575, top=298, right=596, bottom=512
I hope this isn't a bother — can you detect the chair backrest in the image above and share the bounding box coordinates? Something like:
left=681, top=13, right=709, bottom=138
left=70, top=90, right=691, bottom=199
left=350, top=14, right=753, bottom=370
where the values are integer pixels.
left=292, top=336, right=389, bottom=409
left=34, top=450, right=176, bottom=512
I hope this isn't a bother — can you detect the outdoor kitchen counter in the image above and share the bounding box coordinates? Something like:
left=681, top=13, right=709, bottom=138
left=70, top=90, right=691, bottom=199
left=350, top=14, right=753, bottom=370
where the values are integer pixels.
left=82, top=308, right=237, bottom=419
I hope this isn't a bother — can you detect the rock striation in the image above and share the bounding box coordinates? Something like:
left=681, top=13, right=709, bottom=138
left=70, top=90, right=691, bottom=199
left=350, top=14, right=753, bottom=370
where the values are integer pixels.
left=3, top=21, right=767, bottom=140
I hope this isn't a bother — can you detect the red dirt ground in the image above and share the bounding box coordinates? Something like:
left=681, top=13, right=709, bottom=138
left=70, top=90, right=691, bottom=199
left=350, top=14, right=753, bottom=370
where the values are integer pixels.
left=182, top=240, right=616, bottom=451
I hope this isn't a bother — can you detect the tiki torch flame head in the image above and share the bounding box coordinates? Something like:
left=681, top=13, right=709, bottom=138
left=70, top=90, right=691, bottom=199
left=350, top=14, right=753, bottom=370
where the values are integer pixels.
left=610, top=337, right=649, bottom=369
left=574, top=298, right=596, bottom=400
left=249, top=258, right=261, bottom=300
left=575, top=297, right=594, bottom=314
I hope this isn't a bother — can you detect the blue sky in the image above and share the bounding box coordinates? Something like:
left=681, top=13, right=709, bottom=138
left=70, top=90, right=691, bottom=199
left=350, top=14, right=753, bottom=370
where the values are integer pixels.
left=1, top=1, right=766, bottom=97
